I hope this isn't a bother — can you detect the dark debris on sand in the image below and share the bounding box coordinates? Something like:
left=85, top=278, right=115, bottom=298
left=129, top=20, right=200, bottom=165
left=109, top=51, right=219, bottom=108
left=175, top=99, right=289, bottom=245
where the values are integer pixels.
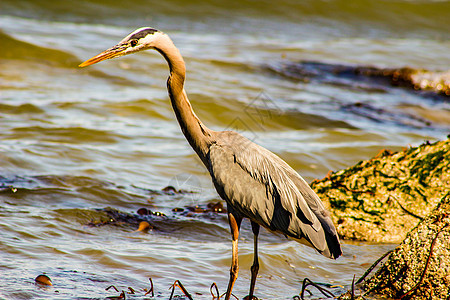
left=85, top=200, right=227, bottom=231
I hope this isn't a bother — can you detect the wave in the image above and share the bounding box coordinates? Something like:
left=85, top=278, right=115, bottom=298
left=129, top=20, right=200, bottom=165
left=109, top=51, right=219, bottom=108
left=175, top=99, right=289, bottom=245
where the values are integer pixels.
left=265, top=61, right=450, bottom=130
left=0, top=174, right=233, bottom=242
left=0, top=30, right=80, bottom=67
left=0, top=103, right=44, bottom=114
left=3, top=126, right=128, bottom=144
left=1, top=0, right=449, bottom=37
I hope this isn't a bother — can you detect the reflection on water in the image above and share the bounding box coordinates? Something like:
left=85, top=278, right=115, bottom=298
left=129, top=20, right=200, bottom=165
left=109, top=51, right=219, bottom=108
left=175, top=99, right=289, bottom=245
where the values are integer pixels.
left=0, top=0, right=449, bottom=298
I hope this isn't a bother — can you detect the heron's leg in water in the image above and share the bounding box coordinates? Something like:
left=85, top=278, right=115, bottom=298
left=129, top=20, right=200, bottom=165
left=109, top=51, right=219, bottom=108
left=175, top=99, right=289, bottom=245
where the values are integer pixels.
left=248, top=221, right=260, bottom=299
left=225, top=211, right=242, bottom=300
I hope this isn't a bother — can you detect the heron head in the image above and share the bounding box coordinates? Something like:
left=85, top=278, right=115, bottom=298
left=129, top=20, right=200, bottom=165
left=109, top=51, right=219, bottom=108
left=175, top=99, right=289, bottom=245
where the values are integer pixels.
left=79, top=27, right=162, bottom=67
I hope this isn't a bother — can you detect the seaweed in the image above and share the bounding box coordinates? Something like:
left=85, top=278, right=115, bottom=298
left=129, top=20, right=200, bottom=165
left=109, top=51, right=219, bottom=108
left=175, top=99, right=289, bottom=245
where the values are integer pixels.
left=410, top=150, right=445, bottom=187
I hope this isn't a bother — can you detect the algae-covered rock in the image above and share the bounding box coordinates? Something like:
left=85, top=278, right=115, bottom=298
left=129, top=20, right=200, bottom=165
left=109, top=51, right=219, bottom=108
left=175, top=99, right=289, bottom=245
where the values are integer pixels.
left=266, top=61, right=450, bottom=97
left=361, top=193, right=450, bottom=299
left=311, top=139, right=449, bottom=243
left=353, top=67, right=450, bottom=97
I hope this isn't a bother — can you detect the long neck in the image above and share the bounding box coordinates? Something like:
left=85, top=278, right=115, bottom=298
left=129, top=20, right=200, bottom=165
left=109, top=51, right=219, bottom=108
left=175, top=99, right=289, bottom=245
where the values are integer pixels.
left=154, top=34, right=213, bottom=166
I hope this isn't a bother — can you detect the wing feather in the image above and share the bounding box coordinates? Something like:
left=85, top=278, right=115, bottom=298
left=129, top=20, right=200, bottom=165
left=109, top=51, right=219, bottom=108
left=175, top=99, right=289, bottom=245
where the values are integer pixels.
left=208, top=131, right=341, bottom=258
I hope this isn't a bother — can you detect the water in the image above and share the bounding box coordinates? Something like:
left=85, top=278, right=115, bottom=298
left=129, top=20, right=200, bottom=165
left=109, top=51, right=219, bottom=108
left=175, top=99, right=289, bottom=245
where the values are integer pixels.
left=1, top=0, right=449, bottom=299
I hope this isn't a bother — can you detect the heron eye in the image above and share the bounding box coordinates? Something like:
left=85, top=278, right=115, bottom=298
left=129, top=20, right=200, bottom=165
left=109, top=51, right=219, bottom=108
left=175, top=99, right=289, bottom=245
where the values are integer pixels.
left=130, top=40, right=138, bottom=47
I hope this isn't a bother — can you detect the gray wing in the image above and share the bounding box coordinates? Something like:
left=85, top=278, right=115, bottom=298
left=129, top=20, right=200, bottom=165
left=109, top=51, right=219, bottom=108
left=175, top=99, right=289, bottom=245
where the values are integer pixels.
left=208, top=131, right=341, bottom=259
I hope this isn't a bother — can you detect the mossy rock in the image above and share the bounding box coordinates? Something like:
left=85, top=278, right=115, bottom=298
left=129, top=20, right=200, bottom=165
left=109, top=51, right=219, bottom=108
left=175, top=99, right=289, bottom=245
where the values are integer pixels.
left=360, top=193, right=450, bottom=299
left=311, top=139, right=449, bottom=243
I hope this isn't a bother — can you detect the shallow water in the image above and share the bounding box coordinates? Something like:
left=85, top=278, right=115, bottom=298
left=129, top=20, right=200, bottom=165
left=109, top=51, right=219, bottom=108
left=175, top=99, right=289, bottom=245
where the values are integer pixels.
left=1, top=0, right=449, bottom=299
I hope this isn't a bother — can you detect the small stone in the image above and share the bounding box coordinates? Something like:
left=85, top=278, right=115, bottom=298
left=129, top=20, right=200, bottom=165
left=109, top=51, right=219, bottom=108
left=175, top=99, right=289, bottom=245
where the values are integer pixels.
left=137, top=208, right=150, bottom=215
left=136, top=221, right=152, bottom=232
left=35, top=274, right=52, bottom=286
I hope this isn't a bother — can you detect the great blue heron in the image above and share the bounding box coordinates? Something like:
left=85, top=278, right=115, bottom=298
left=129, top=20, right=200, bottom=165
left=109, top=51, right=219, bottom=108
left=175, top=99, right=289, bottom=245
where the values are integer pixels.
left=79, top=27, right=342, bottom=300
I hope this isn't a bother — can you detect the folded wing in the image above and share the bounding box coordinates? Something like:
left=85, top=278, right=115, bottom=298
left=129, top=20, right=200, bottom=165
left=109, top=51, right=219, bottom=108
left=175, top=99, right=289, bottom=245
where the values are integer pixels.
left=208, top=131, right=341, bottom=259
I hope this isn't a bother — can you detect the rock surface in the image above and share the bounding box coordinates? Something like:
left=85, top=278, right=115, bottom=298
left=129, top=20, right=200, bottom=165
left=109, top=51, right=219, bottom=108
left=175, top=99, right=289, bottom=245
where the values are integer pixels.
left=360, top=193, right=450, bottom=299
left=354, top=67, right=450, bottom=97
left=267, top=61, right=450, bottom=97
left=311, top=138, right=449, bottom=243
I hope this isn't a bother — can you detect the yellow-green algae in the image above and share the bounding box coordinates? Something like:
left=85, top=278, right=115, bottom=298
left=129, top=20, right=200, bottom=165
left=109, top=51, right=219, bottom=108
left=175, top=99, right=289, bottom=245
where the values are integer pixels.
left=311, top=138, right=449, bottom=243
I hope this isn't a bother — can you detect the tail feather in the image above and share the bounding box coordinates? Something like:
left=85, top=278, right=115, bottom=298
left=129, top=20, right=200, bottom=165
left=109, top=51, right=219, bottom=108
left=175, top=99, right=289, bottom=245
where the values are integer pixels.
left=316, top=212, right=342, bottom=259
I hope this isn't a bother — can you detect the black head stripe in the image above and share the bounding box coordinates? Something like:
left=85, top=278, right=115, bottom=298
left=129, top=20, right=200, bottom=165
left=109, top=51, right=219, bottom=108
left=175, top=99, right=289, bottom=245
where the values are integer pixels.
left=130, top=28, right=158, bottom=40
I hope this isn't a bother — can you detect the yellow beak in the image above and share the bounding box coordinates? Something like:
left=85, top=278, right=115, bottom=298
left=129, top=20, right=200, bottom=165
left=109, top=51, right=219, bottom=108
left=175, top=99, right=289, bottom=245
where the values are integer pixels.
left=78, top=45, right=126, bottom=67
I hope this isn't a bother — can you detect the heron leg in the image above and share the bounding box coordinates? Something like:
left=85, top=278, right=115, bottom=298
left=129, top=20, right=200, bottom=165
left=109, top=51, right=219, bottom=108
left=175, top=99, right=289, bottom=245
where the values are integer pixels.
left=248, top=221, right=260, bottom=300
left=225, top=211, right=242, bottom=300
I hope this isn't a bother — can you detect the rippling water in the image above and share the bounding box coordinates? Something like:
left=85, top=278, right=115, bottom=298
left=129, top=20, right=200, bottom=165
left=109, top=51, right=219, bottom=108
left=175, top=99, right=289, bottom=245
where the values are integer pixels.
left=1, top=0, right=449, bottom=299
